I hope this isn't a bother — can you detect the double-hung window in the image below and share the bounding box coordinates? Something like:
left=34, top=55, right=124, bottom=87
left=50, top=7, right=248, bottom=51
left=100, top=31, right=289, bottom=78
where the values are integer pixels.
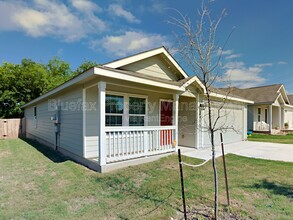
left=105, top=95, right=124, bottom=126
left=105, top=93, right=146, bottom=126
left=129, top=97, right=146, bottom=126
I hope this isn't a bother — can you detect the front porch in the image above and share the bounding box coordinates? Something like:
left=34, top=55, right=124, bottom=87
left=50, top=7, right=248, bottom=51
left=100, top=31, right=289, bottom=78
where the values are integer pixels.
left=83, top=80, right=199, bottom=171
left=253, top=105, right=285, bottom=133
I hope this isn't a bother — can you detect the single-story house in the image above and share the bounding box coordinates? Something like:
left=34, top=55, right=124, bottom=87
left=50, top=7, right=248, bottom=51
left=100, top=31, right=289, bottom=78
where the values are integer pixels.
left=23, top=47, right=252, bottom=172
left=227, top=84, right=293, bottom=133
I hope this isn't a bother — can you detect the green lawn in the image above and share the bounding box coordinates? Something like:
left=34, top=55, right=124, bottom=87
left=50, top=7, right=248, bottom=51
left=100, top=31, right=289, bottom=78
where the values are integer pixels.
left=0, top=139, right=292, bottom=220
left=248, top=133, right=293, bottom=144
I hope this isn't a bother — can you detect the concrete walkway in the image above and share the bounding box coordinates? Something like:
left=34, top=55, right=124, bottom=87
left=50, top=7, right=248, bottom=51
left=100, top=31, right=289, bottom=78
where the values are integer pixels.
left=180, top=141, right=293, bottom=162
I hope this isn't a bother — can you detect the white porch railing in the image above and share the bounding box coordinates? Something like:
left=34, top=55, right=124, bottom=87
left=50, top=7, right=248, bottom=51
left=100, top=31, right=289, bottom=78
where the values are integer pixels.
left=104, top=126, right=176, bottom=163
left=254, top=122, right=269, bottom=131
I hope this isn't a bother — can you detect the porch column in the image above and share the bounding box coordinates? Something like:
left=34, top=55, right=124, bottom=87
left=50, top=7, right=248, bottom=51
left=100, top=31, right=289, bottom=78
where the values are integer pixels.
left=173, top=94, right=179, bottom=151
left=82, top=88, right=86, bottom=158
left=195, top=94, right=200, bottom=148
left=268, top=105, right=272, bottom=133
left=243, top=105, right=247, bottom=140
left=98, top=81, right=106, bottom=166
left=278, top=106, right=282, bottom=129
left=281, top=107, right=285, bottom=129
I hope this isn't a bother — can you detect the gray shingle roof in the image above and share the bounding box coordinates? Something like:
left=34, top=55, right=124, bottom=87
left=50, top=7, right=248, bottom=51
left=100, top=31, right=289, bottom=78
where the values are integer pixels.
left=220, top=84, right=283, bottom=104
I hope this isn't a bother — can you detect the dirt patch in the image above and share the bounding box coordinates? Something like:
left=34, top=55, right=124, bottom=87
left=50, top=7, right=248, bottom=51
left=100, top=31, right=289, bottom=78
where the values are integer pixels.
left=0, top=151, right=11, bottom=158
left=57, top=179, right=69, bottom=187
left=133, top=171, right=148, bottom=188
left=67, top=196, right=96, bottom=213
left=172, top=205, right=253, bottom=220
left=22, top=181, right=38, bottom=192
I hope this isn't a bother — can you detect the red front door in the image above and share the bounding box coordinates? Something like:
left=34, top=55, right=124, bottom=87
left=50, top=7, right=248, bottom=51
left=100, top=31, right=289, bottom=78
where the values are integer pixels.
left=160, top=101, right=173, bottom=146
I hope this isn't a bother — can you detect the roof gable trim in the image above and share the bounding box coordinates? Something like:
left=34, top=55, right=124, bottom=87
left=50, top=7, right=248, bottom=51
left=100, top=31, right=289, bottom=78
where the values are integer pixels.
left=103, top=47, right=189, bottom=79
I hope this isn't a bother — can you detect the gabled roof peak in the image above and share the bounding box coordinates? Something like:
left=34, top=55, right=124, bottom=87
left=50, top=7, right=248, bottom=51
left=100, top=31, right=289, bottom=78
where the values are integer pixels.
left=103, top=46, right=189, bottom=79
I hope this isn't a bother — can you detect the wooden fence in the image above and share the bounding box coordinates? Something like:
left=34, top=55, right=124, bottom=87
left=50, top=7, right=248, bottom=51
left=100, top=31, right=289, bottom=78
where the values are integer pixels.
left=0, top=118, right=25, bottom=139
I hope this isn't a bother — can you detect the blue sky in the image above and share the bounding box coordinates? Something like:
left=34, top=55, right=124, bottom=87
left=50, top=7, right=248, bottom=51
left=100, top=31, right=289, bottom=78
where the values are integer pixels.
left=0, top=0, right=293, bottom=93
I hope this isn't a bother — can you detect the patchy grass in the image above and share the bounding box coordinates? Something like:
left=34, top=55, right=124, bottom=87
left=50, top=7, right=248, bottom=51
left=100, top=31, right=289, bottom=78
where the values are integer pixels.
left=0, top=139, right=292, bottom=219
left=248, top=133, right=293, bottom=144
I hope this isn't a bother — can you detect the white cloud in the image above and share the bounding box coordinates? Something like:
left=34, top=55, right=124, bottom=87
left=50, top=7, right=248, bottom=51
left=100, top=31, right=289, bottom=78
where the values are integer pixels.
left=255, top=63, right=273, bottom=67
left=0, top=0, right=106, bottom=42
left=225, top=54, right=241, bottom=59
left=217, top=49, right=241, bottom=59
left=218, top=49, right=233, bottom=56
left=278, top=61, right=287, bottom=65
left=150, top=2, right=166, bottom=13
left=70, top=0, right=101, bottom=13
left=95, top=31, right=168, bottom=57
left=222, top=61, right=267, bottom=88
left=108, top=4, right=140, bottom=23
left=224, top=61, right=245, bottom=69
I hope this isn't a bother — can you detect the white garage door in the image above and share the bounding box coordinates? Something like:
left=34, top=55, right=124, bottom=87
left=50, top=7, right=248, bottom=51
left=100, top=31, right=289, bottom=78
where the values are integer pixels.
left=202, top=103, right=244, bottom=147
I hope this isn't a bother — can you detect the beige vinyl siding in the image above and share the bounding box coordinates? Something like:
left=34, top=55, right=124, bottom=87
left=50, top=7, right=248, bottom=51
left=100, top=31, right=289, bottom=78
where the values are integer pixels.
left=25, top=103, right=55, bottom=145
left=178, top=96, right=196, bottom=147
left=119, top=55, right=179, bottom=81
left=202, top=102, right=245, bottom=147
left=58, top=88, right=83, bottom=156
left=25, top=87, right=83, bottom=157
left=284, top=108, right=293, bottom=129
left=85, top=86, right=99, bottom=158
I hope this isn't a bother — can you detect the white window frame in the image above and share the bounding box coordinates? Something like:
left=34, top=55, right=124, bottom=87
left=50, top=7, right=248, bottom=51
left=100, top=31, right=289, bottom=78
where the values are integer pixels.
left=105, top=93, right=124, bottom=126
left=106, top=91, right=148, bottom=127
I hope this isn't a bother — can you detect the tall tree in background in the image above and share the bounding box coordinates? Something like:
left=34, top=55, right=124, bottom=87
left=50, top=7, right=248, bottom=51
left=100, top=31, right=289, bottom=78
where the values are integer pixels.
left=46, top=57, right=72, bottom=91
left=0, top=58, right=98, bottom=118
left=0, top=59, right=48, bottom=118
left=73, top=60, right=99, bottom=76
left=170, top=0, right=233, bottom=218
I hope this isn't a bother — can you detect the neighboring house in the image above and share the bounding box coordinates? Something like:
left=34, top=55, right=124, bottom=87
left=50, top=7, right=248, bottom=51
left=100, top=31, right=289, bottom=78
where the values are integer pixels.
left=227, top=84, right=293, bottom=133
left=23, top=47, right=251, bottom=172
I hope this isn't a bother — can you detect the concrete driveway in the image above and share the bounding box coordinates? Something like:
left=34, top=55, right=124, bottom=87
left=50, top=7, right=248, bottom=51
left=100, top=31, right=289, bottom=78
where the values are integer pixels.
left=180, top=141, right=293, bottom=162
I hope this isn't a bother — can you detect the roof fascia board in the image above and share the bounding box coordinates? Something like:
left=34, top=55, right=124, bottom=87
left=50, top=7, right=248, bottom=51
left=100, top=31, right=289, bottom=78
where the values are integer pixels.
left=181, top=76, right=206, bottom=93
left=278, top=85, right=290, bottom=104
left=209, top=92, right=254, bottom=104
left=104, top=47, right=189, bottom=79
left=22, top=68, right=95, bottom=108
left=94, top=67, right=185, bottom=92
left=180, top=76, right=197, bottom=88
left=284, top=104, right=293, bottom=109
